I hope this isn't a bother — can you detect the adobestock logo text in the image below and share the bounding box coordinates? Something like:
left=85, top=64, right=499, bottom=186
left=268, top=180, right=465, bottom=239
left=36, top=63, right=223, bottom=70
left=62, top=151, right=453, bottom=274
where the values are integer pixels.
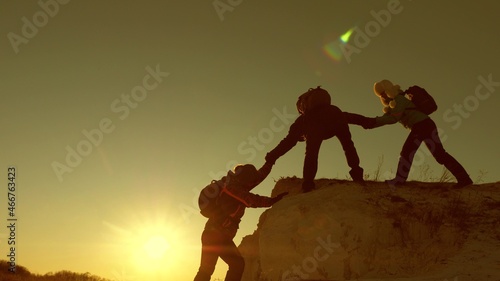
left=7, top=0, right=71, bottom=54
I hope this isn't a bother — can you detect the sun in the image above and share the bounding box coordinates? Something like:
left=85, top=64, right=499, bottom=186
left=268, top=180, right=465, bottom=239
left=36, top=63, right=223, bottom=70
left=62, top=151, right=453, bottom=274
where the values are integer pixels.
left=102, top=210, right=187, bottom=276
left=143, top=235, right=170, bottom=260
left=130, top=228, right=178, bottom=273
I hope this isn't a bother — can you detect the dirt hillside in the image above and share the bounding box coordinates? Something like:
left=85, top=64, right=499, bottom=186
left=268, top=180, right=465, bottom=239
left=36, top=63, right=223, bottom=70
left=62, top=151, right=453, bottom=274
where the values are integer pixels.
left=239, top=178, right=500, bottom=281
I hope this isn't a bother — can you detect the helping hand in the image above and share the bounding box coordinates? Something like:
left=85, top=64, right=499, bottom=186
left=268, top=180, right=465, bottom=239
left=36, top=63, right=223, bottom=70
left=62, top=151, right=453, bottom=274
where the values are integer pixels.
left=345, top=112, right=377, bottom=129
left=362, top=118, right=377, bottom=129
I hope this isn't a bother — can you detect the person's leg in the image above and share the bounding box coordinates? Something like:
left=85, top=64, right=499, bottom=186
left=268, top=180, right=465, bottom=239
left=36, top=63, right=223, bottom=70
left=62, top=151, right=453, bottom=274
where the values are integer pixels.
left=303, top=137, right=323, bottom=192
left=387, top=129, right=422, bottom=187
left=218, top=236, right=245, bottom=281
left=193, top=229, right=222, bottom=281
left=420, top=119, right=473, bottom=187
left=336, top=123, right=364, bottom=182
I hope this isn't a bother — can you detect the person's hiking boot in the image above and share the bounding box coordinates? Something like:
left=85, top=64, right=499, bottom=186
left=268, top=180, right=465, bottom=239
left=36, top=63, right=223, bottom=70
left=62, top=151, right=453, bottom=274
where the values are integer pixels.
left=453, top=178, right=473, bottom=188
left=445, top=162, right=472, bottom=188
left=302, top=181, right=315, bottom=193
left=349, top=168, right=364, bottom=184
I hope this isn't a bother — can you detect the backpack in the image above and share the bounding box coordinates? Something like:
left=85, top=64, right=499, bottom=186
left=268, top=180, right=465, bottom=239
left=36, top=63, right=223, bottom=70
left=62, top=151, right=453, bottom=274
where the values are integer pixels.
left=404, top=85, right=438, bottom=115
left=296, top=86, right=331, bottom=115
left=198, top=180, right=226, bottom=218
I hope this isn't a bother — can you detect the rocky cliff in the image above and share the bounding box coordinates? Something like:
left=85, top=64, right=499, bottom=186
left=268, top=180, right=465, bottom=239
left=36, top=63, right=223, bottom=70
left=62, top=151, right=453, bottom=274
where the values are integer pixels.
left=239, top=178, right=500, bottom=281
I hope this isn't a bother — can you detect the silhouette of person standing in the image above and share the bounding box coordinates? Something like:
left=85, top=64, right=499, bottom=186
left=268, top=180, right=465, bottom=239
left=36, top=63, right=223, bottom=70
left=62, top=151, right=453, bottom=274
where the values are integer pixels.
left=347, top=79, right=473, bottom=188
left=265, top=86, right=365, bottom=192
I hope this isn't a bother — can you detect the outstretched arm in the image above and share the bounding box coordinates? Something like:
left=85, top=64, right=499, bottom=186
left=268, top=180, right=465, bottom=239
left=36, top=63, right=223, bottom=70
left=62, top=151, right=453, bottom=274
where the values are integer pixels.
left=344, top=112, right=378, bottom=129
left=265, top=117, right=302, bottom=164
left=258, top=162, right=272, bottom=178
left=344, top=112, right=369, bottom=126
left=251, top=162, right=273, bottom=187
left=224, top=185, right=287, bottom=208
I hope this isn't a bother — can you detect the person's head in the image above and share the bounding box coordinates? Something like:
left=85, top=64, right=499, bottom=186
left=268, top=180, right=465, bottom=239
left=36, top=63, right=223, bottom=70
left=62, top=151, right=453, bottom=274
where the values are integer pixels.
left=227, top=164, right=260, bottom=190
left=296, top=86, right=331, bottom=115
left=373, top=80, right=402, bottom=112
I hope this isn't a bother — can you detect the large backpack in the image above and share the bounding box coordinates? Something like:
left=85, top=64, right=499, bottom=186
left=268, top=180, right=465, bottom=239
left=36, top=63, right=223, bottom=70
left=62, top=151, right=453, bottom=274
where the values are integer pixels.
left=198, top=179, right=226, bottom=218
left=404, top=85, right=438, bottom=115
left=296, top=86, right=331, bottom=115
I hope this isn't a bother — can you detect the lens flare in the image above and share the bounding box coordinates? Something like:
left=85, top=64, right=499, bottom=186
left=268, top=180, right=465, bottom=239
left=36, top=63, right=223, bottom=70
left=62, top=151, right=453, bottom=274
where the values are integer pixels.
left=322, top=27, right=355, bottom=62
left=323, top=42, right=343, bottom=62
left=340, top=28, right=354, bottom=43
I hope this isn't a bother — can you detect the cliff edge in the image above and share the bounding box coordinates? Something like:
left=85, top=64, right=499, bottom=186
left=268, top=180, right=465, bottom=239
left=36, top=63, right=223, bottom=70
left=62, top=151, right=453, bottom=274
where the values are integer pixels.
left=239, top=178, right=500, bottom=281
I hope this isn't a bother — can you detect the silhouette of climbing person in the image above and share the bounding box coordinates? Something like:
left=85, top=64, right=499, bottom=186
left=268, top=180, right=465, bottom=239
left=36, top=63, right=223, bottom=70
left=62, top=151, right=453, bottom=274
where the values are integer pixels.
left=193, top=163, right=287, bottom=281
left=346, top=79, right=473, bottom=188
left=265, top=86, right=365, bottom=193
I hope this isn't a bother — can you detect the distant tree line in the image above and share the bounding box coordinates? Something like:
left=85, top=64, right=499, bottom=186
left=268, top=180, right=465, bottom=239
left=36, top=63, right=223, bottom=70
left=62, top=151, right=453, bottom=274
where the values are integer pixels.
left=0, top=260, right=112, bottom=281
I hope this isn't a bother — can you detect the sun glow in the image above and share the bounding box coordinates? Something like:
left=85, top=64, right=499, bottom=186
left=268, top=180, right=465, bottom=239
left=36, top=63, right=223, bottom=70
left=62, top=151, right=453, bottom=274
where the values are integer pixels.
left=103, top=210, right=187, bottom=277
left=130, top=229, right=175, bottom=273
left=143, top=235, right=171, bottom=260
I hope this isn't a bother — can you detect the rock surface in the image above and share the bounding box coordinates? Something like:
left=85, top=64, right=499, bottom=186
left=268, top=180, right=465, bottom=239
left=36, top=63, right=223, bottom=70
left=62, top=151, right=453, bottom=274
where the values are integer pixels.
left=239, top=178, right=500, bottom=281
